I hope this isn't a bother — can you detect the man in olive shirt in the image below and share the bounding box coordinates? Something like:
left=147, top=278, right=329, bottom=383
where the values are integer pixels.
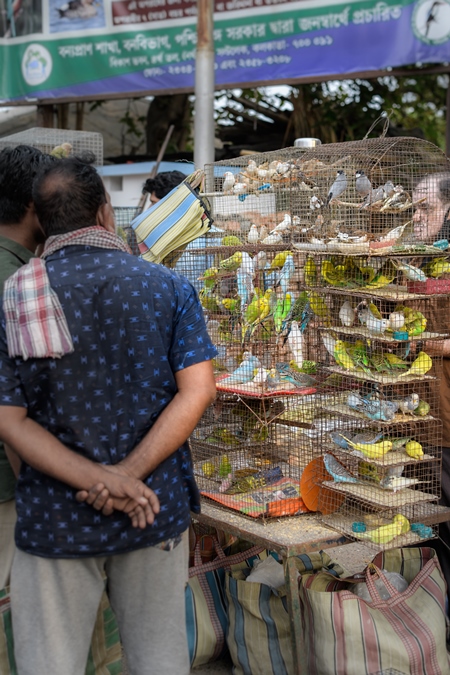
left=0, top=145, right=54, bottom=588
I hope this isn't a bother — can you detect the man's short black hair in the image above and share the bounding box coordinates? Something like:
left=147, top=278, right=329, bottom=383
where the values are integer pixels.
left=142, top=170, right=186, bottom=199
left=437, top=174, right=450, bottom=205
left=0, top=145, right=54, bottom=225
left=32, top=154, right=107, bottom=237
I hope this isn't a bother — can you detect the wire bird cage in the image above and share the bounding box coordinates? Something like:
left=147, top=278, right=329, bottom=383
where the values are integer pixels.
left=114, top=206, right=140, bottom=255
left=0, top=128, right=103, bottom=166
left=185, top=137, right=450, bottom=540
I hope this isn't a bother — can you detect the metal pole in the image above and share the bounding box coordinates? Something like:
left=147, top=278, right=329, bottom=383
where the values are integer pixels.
left=193, top=0, right=215, bottom=170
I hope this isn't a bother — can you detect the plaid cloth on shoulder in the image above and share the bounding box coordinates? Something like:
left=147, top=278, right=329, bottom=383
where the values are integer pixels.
left=3, top=226, right=132, bottom=360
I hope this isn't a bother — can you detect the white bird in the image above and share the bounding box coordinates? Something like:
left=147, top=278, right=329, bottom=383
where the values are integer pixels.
left=269, top=160, right=280, bottom=171
left=252, top=367, right=268, bottom=384
left=257, top=168, right=269, bottom=181
left=339, top=300, right=355, bottom=327
left=272, top=214, right=291, bottom=234
left=259, top=225, right=268, bottom=241
left=247, top=224, right=260, bottom=244
left=277, top=162, right=290, bottom=175
left=394, top=393, right=420, bottom=415
left=247, top=160, right=258, bottom=176
left=321, top=331, right=336, bottom=358
left=310, top=195, right=324, bottom=210
left=233, top=182, right=248, bottom=195
left=287, top=320, right=304, bottom=368
left=240, top=251, right=254, bottom=277
left=253, top=251, right=267, bottom=272
left=222, top=172, right=235, bottom=193
left=388, top=311, right=405, bottom=330
left=366, top=315, right=389, bottom=335
left=379, top=475, right=422, bottom=492
left=261, top=232, right=283, bottom=245
left=292, top=215, right=301, bottom=227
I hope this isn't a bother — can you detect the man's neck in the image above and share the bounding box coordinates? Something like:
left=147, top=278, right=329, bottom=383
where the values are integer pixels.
left=0, top=221, right=40, bottom=254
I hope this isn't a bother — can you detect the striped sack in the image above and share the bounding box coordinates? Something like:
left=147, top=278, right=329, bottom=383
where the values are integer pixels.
left=0, top=586, right=122, bottom=675
left=299, top=546, right=450, bottom=675
left=132, top=171, right=213, bottom=266
left=225, top=550, right=343, bottom=675
left=186, top=537, right=265, bottom=668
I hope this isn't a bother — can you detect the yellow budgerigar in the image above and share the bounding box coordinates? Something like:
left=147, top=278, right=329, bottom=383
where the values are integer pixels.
left=219, top=251, right=243, bottom=271
left=308, top=291, right=332, bottom=326
left=342, top=436, right=393, bottom=460
left=405, top=440, right=424, bottom=459
left=333, top=340, right=356, bottom=371
left=358, top=514, right=410, bottom=545
left=267, top=250, right=293, bottom=273
left=398, top=351, right=432, bottom=378
left=304, top=256, right=317, bottom=286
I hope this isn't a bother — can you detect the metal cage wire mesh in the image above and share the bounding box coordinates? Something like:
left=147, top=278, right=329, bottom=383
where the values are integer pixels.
left=172, top=138, right=450, bottom=546
left=0, top=128, right=104, bottom=166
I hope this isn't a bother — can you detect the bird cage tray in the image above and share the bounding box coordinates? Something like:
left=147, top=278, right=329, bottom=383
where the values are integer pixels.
left=191, top=435, right=279, bottom=456
left=200, top=475, right=308, bottom=519
left=321, top=402, right=435, bottom=425
left=329, top=448, right=436, bottom=468
left=407, top=278, right=450, bottom=295
left=319, top=326, right=447, bottom=343
left=321, top=514, right=434, bottom=551
left=216, top=375, right=316, bottom=397
left=321, top=482, right=438, bottom=508
left=324, top=366, right=435, bottom=385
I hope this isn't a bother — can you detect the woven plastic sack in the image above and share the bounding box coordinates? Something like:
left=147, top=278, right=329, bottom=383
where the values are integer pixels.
left=298, top=547, right=450, bottom=675
left=186, top=537, right=265, bottom=668
left=225, top=550, right=344, bottom=675
left=0, top=586, right=122, bottom=674
left=131, top=170, right=213, bottom=266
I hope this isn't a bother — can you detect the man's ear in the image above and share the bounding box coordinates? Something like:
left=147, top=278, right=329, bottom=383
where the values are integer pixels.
left=97, top=201, right=116, bottom=233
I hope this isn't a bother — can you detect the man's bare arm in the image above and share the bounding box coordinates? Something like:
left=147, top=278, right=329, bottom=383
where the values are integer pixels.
left=120, top=360, right=216, bottom=480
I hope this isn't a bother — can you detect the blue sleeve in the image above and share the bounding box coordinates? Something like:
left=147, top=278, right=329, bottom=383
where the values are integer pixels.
left=0, top=317, right=27, bottom=408
left=169, top=276, right=217, bottom=372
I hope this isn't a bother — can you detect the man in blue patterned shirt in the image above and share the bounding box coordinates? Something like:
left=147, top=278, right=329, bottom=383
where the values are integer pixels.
left=0, top=156, right=217, bottom=674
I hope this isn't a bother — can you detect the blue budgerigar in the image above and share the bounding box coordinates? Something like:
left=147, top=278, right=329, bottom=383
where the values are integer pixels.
left=275, top=362, right=317, bottom=389
left=222, top=353, right=261, bottom=384
left=323, top=454, right=360, bottom=484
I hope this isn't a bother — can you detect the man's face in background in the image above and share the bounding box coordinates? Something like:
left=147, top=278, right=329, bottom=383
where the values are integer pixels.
left=413, top=176, right=448, bottom=243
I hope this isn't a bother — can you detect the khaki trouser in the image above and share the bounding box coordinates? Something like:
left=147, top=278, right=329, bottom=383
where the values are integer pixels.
left=0, top=499, right=16, bottom=589
left=11, top=530, right=190, bottom=675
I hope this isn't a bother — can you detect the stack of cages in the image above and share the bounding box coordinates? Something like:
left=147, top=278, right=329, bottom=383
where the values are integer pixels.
left=293, top=137, right=450, bottom=551
left=188, top=147, right=337, bottom=519
left=187, top=138, right=450, bottom=537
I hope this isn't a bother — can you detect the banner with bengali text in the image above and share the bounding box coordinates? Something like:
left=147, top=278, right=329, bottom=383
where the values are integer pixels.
left=0, top=0, right=449, bottom=103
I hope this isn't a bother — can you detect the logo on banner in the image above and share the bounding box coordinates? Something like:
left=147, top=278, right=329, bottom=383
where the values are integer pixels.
left=412, top=0, right=450, bottom=44
left=21, top=44, right=53, bottom=86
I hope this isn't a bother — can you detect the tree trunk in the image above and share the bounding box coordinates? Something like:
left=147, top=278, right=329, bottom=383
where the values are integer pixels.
left=146, top=94, right=191, bottom=156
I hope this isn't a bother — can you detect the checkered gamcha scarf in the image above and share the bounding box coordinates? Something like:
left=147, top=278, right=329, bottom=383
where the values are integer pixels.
left=3, top=226, right=132, bottom=360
